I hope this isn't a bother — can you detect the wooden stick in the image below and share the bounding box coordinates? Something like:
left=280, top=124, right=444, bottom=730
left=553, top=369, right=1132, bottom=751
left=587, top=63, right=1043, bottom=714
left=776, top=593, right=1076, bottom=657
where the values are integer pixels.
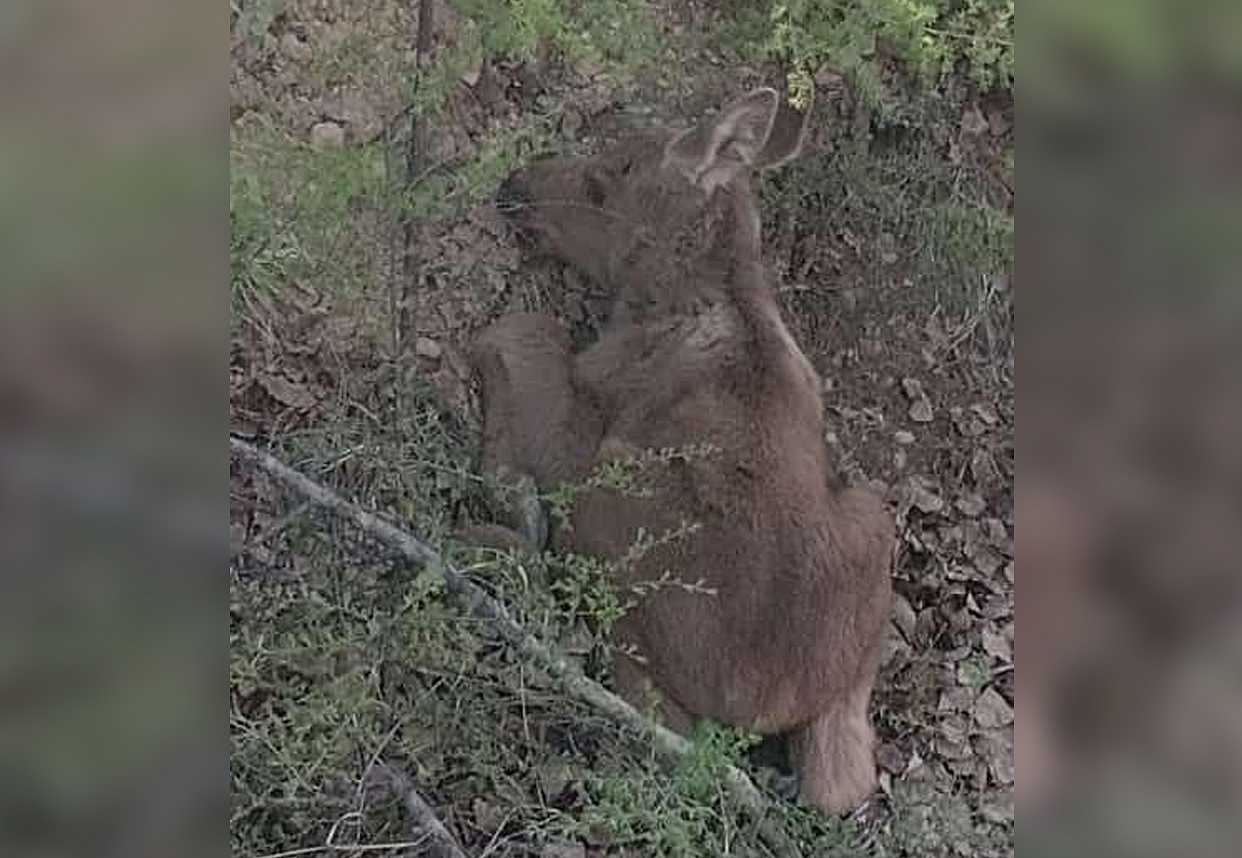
left=229, top=437, right=800, bottom=857
left=381, top=762, right=470, bottom=858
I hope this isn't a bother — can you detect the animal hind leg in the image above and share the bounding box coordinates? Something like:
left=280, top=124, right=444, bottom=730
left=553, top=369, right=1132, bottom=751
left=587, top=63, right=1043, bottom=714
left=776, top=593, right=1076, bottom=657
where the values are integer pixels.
left=789, top=671, right=879, bottom=816
left=471, top=313, right=602, bottom=548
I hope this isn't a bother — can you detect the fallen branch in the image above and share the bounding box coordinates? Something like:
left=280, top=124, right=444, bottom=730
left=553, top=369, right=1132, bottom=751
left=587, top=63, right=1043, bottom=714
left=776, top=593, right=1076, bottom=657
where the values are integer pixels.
left=381, top=762, right=470, bottom=858
left=229, top=437, right=801, bottom=857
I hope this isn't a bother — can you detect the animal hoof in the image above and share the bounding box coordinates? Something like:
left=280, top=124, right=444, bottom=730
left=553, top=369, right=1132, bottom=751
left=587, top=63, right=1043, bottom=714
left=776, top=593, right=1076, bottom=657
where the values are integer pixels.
left=769, top=771, right=800, bottom=801
left=490, top=467, right=549, bottom=551
left=513, top=480, right=548, bottom=549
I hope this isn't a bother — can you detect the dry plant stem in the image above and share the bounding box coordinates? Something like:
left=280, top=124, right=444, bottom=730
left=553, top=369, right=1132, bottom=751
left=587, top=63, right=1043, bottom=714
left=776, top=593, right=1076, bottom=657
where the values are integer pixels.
left=399, top=0, right=436, bottom=348
left=381, top=762, right=470, bottom=858
left=228, top=437, right=801, bottom=858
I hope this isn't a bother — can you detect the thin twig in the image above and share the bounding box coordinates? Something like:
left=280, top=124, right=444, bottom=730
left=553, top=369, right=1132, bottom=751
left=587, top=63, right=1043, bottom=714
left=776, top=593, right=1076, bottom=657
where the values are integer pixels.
left=399, top=0, right=436, bottom=355
left=229, top=437, right=802, bottom=858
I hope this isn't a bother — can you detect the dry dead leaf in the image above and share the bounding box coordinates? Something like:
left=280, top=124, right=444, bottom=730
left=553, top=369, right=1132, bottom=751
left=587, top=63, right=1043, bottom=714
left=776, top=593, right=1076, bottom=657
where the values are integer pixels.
left=939, top=685, right=977, bottom=714
left=973, top=687, right=1014, bottom=730
left=909, top=398, right=934, bottom=423
left=981, top=626, right=1012, bottom=663
left=893, top=592, right=917, bottom=641
left=976, top=729, right=1015, bottom=786
left=955, top=493, right=987, bottom=517
left=258, top=372, right=317, bottom=410
left=908, top=476, right=945, bottom=514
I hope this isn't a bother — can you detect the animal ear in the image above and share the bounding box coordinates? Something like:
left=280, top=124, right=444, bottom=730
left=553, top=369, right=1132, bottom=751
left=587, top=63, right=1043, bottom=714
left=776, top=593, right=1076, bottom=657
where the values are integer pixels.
left=663, top=88, right=780, bottom=193
left=753, top=90, right=812, bottom=171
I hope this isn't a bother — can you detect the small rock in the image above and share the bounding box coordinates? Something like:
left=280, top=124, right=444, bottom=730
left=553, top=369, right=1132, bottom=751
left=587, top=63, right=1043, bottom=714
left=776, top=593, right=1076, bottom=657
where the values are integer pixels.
left=909, top=398, right=934, bottom=423
left=901, top=377, right=934, bottom=423
left=415, top=337, right=443, bottom=360
left=894, top=429, right=915, bottom=445
left=310, top=121, right=345, bottom=149
left=280, top=33, right=312, bottom=62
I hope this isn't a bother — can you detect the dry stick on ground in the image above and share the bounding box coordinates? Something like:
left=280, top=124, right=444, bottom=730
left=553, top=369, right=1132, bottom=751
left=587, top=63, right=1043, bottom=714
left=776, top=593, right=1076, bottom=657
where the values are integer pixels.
left=229, top=437, right=803, bottom=858
left=381, top=762, right=471, bottom=858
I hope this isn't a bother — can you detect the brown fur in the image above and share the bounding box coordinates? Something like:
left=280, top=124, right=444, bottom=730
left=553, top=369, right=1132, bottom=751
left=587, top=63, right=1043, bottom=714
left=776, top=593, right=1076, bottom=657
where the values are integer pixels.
left=473, top=89, right=894, bottom=815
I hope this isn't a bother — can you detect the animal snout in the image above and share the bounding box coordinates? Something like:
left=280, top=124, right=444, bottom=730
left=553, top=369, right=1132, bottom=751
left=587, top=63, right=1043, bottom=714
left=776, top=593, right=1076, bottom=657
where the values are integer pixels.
left=495, top=173, right=531, bottom=218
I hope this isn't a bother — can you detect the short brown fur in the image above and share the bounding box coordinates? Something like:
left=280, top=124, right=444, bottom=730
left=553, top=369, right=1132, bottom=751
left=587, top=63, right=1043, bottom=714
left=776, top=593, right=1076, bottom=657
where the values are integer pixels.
left=472, top=89, right=894, bottom=815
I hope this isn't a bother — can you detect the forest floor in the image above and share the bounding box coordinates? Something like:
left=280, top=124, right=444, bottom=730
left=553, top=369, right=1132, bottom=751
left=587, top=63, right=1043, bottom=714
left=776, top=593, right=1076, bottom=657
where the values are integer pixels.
left=230, top=1, right=1014, bottom=856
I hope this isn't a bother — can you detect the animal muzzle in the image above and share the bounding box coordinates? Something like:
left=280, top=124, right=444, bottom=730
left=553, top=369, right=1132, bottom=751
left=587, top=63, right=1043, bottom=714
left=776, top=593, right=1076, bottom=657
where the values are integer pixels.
left=495, top=173, right=531, bottom=217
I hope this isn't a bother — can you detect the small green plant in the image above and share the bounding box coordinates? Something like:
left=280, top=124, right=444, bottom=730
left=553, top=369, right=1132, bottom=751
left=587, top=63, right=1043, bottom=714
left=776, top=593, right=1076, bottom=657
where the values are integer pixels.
left=546, top=442, right=721, bottom=530
left=408, top=0, right=665, bottom=119
left=406, top=119, right=553, bottom=221
left=230, top=164, right=308, bottom=318
left=676, top=722, right=763, bottom=801
left=568, top=726, right=756, bottom=858
left=231, top=0, right=279, bottom=42
left=546, top=550, right=633, bottom=636
left=722, top=0, right=1014, bottom=114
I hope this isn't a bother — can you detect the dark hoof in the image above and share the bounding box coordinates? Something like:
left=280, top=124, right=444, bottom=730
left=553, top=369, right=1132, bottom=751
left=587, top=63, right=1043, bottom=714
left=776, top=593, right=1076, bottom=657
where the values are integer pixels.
left=769, top=771, right=800, bottom=801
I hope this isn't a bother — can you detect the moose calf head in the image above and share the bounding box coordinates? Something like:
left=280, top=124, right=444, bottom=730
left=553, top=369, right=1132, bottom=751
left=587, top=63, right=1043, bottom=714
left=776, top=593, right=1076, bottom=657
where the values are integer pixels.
left=496, top=88, right=810, bottom=319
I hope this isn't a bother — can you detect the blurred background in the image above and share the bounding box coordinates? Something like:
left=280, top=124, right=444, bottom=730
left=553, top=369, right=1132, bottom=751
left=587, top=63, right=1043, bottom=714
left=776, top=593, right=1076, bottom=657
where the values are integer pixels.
left=0, top=0, right=1239, bottom=856
left=1, top=2, right=220, bottom=857
left=1022, top=1, right=1242, bottom=855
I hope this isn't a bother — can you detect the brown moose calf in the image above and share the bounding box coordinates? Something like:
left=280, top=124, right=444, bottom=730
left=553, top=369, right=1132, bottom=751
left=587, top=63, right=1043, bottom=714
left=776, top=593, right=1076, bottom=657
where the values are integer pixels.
left=470, top=88, right=894, bottom=815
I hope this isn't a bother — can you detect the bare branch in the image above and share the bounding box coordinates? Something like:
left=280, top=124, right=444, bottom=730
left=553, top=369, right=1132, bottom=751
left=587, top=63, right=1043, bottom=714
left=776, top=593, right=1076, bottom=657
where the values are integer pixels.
left=380, top=762, right=470, bottom=858
left=228, top=437, right=802, bottom=857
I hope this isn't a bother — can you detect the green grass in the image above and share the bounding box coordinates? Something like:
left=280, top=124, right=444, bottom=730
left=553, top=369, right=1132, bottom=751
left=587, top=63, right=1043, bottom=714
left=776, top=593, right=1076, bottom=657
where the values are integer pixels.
left=762, top=108, right=1012, bottom=320
left=718, top=0, right=1014, bottom=114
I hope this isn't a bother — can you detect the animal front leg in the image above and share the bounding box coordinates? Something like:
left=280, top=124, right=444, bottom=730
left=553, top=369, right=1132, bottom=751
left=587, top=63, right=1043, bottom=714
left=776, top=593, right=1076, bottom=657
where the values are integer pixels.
left=610, top=649, right=697, bottom=737
left=471, top=313, right=603, bottom=549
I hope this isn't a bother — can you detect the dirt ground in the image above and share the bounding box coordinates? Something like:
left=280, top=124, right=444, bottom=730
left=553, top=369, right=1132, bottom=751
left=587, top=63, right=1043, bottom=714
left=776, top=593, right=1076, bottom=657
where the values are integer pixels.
left=230, top=1, right=1014, bottom=855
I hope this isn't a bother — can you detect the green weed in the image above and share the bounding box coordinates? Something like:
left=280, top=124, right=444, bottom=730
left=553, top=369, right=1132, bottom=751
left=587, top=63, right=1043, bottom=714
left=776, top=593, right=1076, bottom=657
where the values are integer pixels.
left=720, top=0, right=1014, bottom=114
